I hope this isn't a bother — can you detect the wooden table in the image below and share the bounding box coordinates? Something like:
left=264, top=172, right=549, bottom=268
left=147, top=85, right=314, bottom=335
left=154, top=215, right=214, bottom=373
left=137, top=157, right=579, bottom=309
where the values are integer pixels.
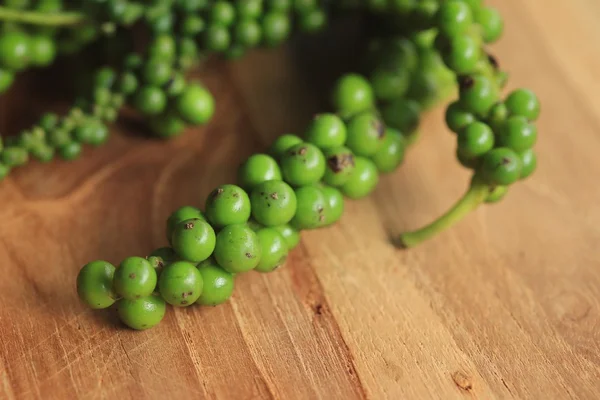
left=1, top=0, right=599, bottom=398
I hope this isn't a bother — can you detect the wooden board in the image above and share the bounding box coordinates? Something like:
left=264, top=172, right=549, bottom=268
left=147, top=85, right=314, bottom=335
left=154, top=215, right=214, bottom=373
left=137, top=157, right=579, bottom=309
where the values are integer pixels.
left=1, top=0, right=599, bottom=398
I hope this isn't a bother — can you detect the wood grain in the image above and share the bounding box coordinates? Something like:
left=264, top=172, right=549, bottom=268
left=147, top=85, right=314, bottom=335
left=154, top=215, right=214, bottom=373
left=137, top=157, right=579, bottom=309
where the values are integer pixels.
left=1, top=0, right=599, bottom=398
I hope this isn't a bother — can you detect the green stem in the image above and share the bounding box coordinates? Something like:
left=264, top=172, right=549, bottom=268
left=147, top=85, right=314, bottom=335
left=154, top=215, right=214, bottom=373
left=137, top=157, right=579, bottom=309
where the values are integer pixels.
left=397, top=181, right=489, bottom=248
left=0, top=6, right=85, bottom=26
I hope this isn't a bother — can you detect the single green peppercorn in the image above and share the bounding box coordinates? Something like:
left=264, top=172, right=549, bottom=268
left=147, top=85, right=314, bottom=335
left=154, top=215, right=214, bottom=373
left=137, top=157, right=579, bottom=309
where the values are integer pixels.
left=235, top=20, right=262, bottom=47
left=381, top=98, right=421, bottom=135
left=250, top=180, right=297, bottom=226
left=487, top=102, right=508, bottom=132
left=94, top=67, right=116, bottom=89
left=459, top=75, right=498, bottom=118
left=444, top=34, right=480, bottom=75
left=269, top=0, right=291, bottom=12
left=280, top=143, right=326, bottom=187
left=476, top=6, right=504, bottom=43
left=238, top=154, right=282, bottom=190
left=171, top=218, right=216, bottom=263
left=28, top=35, right=56, bottom=67
left=0, top=31, right=30, bottom=71
left=149, top=112, right=186, bottom=138
left=498, top=116, right=537, bottom=152
left=321, top=186, right=344, bottom=225
left=505, top=88, right=540, bottom=121
left=77, top=260, right=117, bottom=309
left=519, top=148, right=537, bottom=179
left=165, top=72, right=187, bottom=97
left=113, top=257, right=157, bottom=300
left=290, top=186, right=328, bottom=230
left=148, top=34, right=177, bottom=60
left=134, top=86, right=167, bottom=115
left=345, top=112, right=385, bottom=157
left=118, top=72, right=138, bottom=95
left=485, top=185, right=508, bottom=203
left=59, top=142, right=82, bottom=161
left=205, top=184, right=252, bottom=227
left=299, top=9, right=327, bottom=33
left=372, top=128, right=406, bottom=173
left=211, top=1, right=236, bottom=26
left=142, top=59, right=173, bottom=86
left=323, top=146, right=356, bottom=187
left=304, top=114, right=347, bottom=150
left=437, top=0, right=473, bottom=37
left=268, top=134, right=303, bottom=159
left=175, top=83, right=215, bottom=125
left=117, top=295, right=166, bottom=330
left=332, top=74, right=375, bottom=118
left=458, top=121, right=495, bottom=158
left=262, top=12, right=291, bottom=47
left=214, top=224, right=262, bottom=273
left=237, top=0, right=263, bottom=19
left=204, top=24, right=231, bottom=52
left=196, top=259, right=235, bottom=305
left=341, top=157, right=379, bottom=199
left=254, top=228, right=288, bottom=273
left=158, top=261, right=203, bottom=306
left=480, top=147, right=523, bottom=185
left=273, top=224, right=300, bottom=250
left=370, top=64, right=411, bottom=101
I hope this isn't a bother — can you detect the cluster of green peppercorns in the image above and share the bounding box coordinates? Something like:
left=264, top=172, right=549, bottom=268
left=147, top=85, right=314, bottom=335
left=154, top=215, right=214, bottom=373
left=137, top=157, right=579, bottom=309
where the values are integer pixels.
left=0, top=1, right=540, bottom=329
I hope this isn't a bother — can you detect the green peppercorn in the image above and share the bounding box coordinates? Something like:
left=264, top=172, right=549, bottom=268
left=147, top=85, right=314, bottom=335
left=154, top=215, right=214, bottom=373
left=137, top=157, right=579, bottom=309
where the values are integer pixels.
left=234, top=20, right=262, bottom=47
left=158, top=261, right=203, bottom=306
left=273, top=224, right=300, bottom=250
left=381, top=98, right=421, bottom=136
left=457, top=121, right=495, bottom=158
left=255, top=228, right=288, bottom=273
left=505, top=88, right=540, bottom=121
left=332, top=74, right=375, bottom=118
left=117, top=295, right=166, bottom=330
left=268, top=134, right=303, bottom=159
left=476, top=6, right=504, bottom=43
left=323, top=146, right=356, bottom=187
left=149, top=112, right=186, bottom=139
left=175, top=83, right=215, bottom=125
left=59, top=142, right=82, bottom=161
left=480, top=147, right=522, bottom=185
left=370, top=64, right=411, bottom=101
left=280, top=143, right=326, bottom=187
left=341, top=157, right=379, bottom=199
left=321, top=186, right=344, bottom=225
left=345, top=112, right=385, bottom=157
left=142, top=59, right=173, bottom=86
left=77, top=260, right=117, bottom=309
left=437, top=0, right=473, bottom=37
left=28, top=35, right=56, bottom=67
left=238, top=154, right=282, bottom=190
left=205, top=184, right=252, bottom=227
left=372, top=128, right=406, bottom=173
left=459, top=75, right=499, bottom=118
left=166, top=206, right=206, bottom=243
left=134, top=86, right=167, bottom=115
left=196, top=259, right=235, bottom=305
left=304, top=114, right=347, bottom=150
left=290, top=186, right=328, bottom=230
left=262, top=12, right=291, bottom=47
left=148, top=34, right=177, bottom=60
left=1, top=146, right=28, bottom=167
left=214, top=224, right=262, bottom=273
left=250, top=180, right=297, bottom=226
left=171, top=218, right=216, bottom=263
left=498, top=116, right=537, bottom=152
left=0, top=68, right=15, bottom=93
left=113, top=257, right=157, bottom=300
left=519, top=148, right=537, bottom=179
left=204, top=24, right=231, bottom=52
left=0, top=31, right=31, bottom=71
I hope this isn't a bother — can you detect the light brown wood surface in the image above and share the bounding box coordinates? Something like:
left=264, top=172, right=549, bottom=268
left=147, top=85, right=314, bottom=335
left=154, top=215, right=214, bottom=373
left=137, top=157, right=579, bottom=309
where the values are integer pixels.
left=1, top=0, right=599, bottom=398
